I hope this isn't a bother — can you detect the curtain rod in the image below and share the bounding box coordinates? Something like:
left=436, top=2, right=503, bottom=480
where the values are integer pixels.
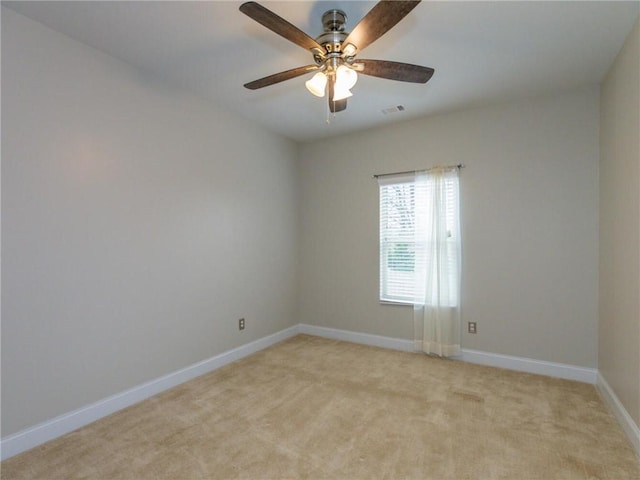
left=373, top=164, right=465, bottom=179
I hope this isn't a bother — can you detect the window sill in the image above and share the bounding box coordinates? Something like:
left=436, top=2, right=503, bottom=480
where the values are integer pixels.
left=379, top=300, right=414, bottom=307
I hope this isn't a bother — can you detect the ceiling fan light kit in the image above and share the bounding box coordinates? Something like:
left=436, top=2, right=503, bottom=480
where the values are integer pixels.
left=240, top=0, right=434, bottom=114
left=306, top=64, right=358, bottom=100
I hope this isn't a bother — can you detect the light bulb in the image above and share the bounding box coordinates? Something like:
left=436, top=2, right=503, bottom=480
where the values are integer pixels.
left=305, top=72, right=327, bottom=97
left=336, top=65, right=358, bottom=90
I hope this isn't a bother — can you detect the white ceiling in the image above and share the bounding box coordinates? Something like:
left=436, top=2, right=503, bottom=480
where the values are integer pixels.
left=4, top=1, right=639, bottom=142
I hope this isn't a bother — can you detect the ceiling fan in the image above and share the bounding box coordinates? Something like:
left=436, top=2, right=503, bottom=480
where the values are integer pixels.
left=240, top=0, right=434, bottom=113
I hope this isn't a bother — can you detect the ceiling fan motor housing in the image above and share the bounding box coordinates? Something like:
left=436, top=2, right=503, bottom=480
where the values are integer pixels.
left=316, top=9, right=348, bottom=54
left=322, top=9, right=347, bottom=32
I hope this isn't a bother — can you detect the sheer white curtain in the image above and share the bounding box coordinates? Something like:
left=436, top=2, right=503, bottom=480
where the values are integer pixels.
left=413, top=167, right=461, bottom=357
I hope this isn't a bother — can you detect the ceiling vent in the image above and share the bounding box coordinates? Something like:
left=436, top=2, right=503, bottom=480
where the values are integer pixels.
left=381, top=105, right=405, bottom=115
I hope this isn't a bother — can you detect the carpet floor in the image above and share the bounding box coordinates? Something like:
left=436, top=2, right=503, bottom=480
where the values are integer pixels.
left=1, top=334, right=639, bottom=479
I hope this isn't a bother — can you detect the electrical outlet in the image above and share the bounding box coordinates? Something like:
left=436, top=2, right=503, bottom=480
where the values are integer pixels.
left=238, top=318, right=245, bottom=331
left=468, top=322, right=477, bottom=334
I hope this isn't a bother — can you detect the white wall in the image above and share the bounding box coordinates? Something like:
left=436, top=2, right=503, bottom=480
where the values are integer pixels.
left=1, top=8, right=299, bottom=436
left=599, top=17, right=640, bottom=427
left=298, top=87, right=600, bottom=369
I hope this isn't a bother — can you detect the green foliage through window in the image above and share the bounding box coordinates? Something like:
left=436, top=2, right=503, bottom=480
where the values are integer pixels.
left=387, top=243, right=415, bottom=272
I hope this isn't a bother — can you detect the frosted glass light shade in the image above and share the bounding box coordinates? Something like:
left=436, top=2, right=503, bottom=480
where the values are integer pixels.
left=305, top=72, right=327, bottom=97
left=332, top=84, right=353, bottom=101
left=336, top=65, right=358, bottom=90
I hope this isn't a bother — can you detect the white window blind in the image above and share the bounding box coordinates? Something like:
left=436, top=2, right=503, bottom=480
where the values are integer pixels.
left=379, top=172, right=460, bottom=305
left=379, top=175, right=417, bottom=303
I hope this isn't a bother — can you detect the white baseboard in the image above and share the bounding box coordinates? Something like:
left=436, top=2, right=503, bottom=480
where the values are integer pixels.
left=298, top=324, right=414, bottom=352
left=299, top=323, right=597, bottom=384
left=460, top=349, right=598, bottom=384
left=0, top=325, right=299, bottom=461
left=596, top=372, right=640, bottom=457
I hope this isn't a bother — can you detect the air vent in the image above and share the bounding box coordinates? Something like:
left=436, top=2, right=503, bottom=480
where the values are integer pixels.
left=381, top=105, right=405, bottom=115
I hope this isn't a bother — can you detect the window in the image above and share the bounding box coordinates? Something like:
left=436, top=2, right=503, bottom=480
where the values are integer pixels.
left=379, top=171, right=460, bottom=305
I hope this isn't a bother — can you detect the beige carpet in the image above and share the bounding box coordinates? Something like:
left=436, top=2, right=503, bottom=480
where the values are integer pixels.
left=2, top=334, right=639, bottom=479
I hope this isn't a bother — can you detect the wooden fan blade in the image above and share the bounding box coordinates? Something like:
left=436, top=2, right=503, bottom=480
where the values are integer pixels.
left=329, top=98, right=347, bottom=113
left=330, top=98, right=347, bottom=113
left=244, top=65, right=319, bottom=90
left=240, top=2, right=323, bottom=52
left=341, top=1, right=421, bottom=55
left=357, top=59, right=434, bottom=83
